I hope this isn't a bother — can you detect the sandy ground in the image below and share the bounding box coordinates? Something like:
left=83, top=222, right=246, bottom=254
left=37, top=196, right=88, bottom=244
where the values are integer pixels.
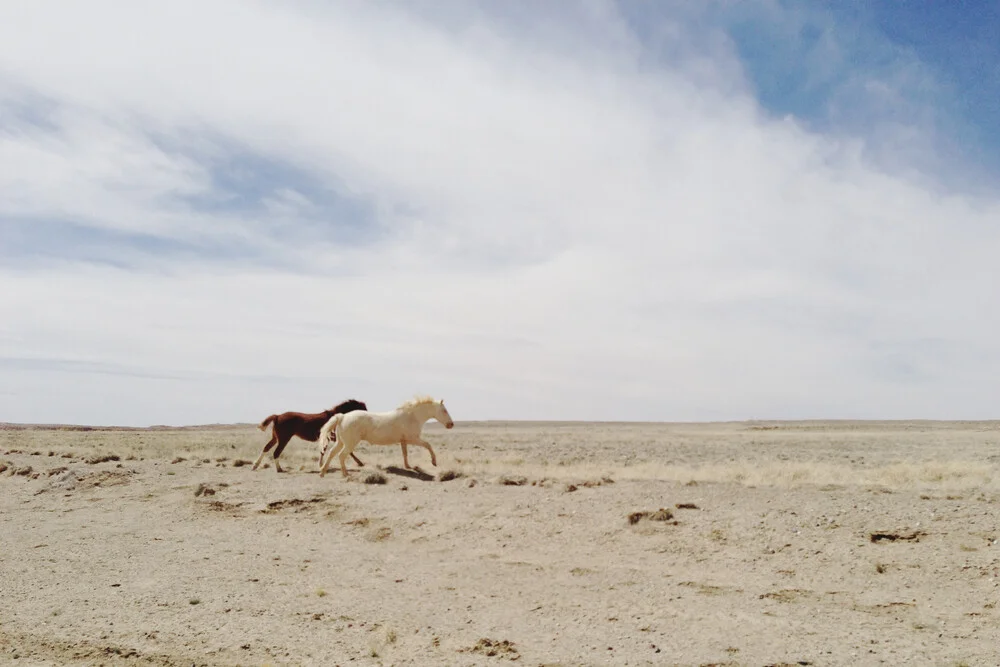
left=2, top=420, right=1000, bottom=666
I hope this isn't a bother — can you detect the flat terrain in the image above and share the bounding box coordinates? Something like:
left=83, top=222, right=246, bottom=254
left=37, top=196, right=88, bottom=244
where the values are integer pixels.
left=2, top=420, right=1000, bottom=666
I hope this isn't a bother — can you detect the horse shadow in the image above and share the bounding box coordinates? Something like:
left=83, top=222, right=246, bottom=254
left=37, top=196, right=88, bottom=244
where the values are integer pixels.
left=381, top=465, right=435, bottom=482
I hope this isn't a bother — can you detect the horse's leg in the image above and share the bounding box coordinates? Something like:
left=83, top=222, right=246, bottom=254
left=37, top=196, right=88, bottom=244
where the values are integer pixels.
left=252, top=431, right=279, bottom=471
left=339, top=448, right=351, bottom=477
left=338, top=439, right=359, bottom=478
left=272, top=432, right=293, bottom=473
left=414, top=438, right=438, bottom=467
left=399, top=440, right=411, bottom=469
left=351, top=452, right=365, bottom=467
left=319, top=440, right=345, bottom=478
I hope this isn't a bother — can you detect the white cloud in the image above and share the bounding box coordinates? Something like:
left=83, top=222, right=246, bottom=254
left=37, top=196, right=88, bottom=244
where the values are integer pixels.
left=0, top=1, right=998, bottom=425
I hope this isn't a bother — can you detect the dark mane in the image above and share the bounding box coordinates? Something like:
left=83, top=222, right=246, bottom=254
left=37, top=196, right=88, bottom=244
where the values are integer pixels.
left=330, top=398, right=367, bottom=415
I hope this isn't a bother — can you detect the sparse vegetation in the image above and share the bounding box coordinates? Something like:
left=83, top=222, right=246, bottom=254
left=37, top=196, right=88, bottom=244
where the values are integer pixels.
left=86, top=454, right=120, bottom=465
left=363, top=472, right=387, bottom=485
left=4, top=419, right=1000, bottom=665
left=499, top=475, right=527, bottom=486
left=193, top=483, right=216, bottom=497
left=438, top=469, right=463, bottom=482
left=628, top=508, right=674, bottom=525
left=870, top=530, right=927, bottom=543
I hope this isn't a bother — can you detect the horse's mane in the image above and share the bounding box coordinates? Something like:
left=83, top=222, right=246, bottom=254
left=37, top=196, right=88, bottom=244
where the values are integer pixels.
left=330, top=398, right=366, bottom=412
left=397, top=395, right=438, bottom=410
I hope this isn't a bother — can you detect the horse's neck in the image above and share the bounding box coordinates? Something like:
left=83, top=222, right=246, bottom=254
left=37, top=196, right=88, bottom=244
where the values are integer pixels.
left=406, top=404, right=436, bottom=423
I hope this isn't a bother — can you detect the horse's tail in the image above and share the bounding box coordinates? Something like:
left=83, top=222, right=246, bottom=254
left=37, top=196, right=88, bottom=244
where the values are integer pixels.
left=259, top=414, right=278, bottom=431
left=317, top=413, right=344, bottom=465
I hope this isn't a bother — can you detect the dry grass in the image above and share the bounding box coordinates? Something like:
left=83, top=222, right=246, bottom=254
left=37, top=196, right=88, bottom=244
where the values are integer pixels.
left=628, top=508, right=675, bottom=525
left=363, top=472, right=388, bottom=485
left=5, top=420, right=997, bottom=493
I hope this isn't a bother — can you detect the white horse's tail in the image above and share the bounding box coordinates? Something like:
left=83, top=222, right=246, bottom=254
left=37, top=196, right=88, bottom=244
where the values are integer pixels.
left=318, top=413, right=344, bottom=467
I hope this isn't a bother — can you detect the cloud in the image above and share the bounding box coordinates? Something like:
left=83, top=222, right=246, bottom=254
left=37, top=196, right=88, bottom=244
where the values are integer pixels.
left=0, top=1, right=998, bottom=425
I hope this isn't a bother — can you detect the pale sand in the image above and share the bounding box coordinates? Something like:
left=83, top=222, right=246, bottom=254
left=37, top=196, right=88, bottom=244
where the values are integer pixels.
left=2, top=420, right=999, bottom=666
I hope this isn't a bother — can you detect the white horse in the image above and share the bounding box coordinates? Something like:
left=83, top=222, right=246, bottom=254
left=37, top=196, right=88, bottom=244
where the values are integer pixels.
left=318, top=396, right=455, bottom=478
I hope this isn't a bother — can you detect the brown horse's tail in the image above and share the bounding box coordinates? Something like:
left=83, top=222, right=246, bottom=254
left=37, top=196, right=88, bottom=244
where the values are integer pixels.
left=259, top=414, right=278, bottom=431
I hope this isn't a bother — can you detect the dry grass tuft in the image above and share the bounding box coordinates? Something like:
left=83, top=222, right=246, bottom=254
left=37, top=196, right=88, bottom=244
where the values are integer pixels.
left=628, top=511, right=647, bottom=525
left=86, top=454, right=120, bottom=465
left=367, top=526, right=392, bottom=542
left=438, top=469, right=463, bottom=482
left=193, top=483, right=216, bottom=497
left=870, top=530, right=927, bottom=543
left=628, top=508, right=675, bottom=525
left=675, top=502, right=699, bottom=510
left=499, top=475, right=527, bottom=486
left=364, top=472, right=388, bottom=485
left=204, top=500, right=244, bottom=514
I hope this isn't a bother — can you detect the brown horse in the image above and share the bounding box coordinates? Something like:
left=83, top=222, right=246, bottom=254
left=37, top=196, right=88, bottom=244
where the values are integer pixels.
left=253, top=399, right=368, bottom=473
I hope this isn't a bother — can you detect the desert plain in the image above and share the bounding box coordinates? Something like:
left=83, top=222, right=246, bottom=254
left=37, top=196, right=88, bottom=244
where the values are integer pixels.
left=1, top=419, right=999, bottom=666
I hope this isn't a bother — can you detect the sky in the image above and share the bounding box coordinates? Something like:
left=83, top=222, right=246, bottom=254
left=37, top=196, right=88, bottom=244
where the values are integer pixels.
left=1, top=0, right=999, bottom=426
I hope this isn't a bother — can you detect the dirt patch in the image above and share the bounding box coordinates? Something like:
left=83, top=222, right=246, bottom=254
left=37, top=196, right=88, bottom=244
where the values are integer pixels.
left=261, top=496, right=327, bottom=513
left=42, top=468, right=134, bottom=493
left=202, top=500, right=245, bottom=515
left=466, top=637, right=520, bottom=659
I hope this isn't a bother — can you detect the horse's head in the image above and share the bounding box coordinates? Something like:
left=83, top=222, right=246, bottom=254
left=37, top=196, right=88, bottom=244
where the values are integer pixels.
left=333, top=398, right=367, bottom=414
left=434, top=399, right=455, bottom=429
